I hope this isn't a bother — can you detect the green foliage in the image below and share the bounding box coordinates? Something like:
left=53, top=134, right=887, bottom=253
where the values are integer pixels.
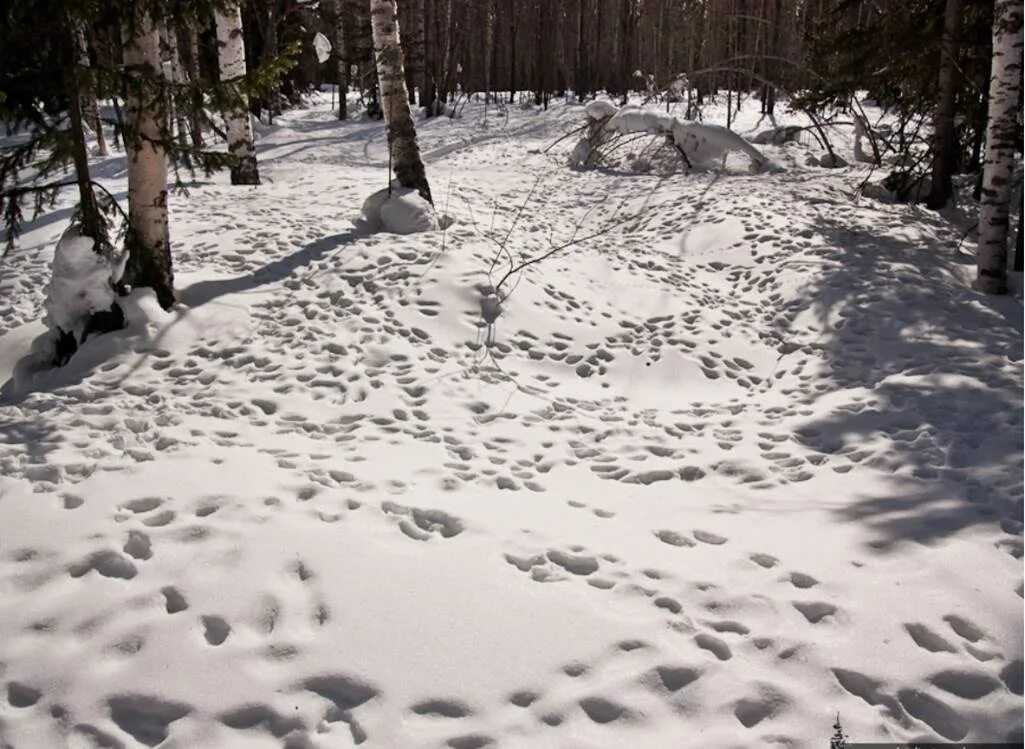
left=0, top=0, right=299, bottom=255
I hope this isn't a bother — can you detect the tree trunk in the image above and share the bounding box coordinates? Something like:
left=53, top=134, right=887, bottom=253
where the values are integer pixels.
left=215, top=1, right=261, bottom=185
left=401, top=0, right=424, bottom=105
left=975, top=0, right=1023, bottom=294
left=371, top=0, right=432, bottom=204
left=576, top=0, right=589, bottom=101
left=180, top=23, right=205, bottom=149
left=508, top=1, right=517, bottom=104
left=122, top=4, right=175, bottom=310
left=73, top=22, right=108, bottom=157
left=619, top=0, right=637, bottom=103
left=484, top=0, right=496, bottom=103
left=163, top=22, right=190, bottom=149
left=333, top=0, right=350, bottom=118
left=927, top=0, right=966, bottom=209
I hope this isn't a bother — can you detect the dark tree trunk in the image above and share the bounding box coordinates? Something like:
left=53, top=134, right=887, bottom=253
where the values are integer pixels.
left=927, top=0, right=966, bottom=209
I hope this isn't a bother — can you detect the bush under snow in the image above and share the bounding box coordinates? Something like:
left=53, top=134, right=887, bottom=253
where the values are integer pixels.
left=578, top=103, right=770, bottom=172
left=44, top=225, right=126, bottom=341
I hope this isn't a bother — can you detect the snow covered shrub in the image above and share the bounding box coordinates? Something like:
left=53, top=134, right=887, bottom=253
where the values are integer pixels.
left=43, top=225, right=128, bottom=365
left=360, top=185, right=439, bottom=234
left=575, top=103, right=769, bottom=173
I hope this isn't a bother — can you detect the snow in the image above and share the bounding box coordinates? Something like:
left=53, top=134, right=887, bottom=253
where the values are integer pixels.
left=361, top=185, right=439, bottom=234
left=42, top=225, right=125, bottom=338
left=0, top=92, right=1022, bottom=749
left=583, top=99, right=617, bottom=121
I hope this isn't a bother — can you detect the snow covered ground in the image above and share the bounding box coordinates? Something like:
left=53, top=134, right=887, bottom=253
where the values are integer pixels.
left=0, top=93, right=1022, bottom=749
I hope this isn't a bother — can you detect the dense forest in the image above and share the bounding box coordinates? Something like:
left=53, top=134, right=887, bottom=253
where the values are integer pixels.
left=0, top=3, right=1022, bottom=747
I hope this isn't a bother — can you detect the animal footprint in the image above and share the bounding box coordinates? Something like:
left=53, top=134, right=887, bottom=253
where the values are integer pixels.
left=579, top=696, right=633, bottom=724
left=905, top=622, right=958, bottom=653
left=202, top=616, right=231, bottom=646
left=750, top=553, right=778, bottom=568
left=694, top=633, right=732, bottom=661
left=161, top=587, right=188, bottom=614
left=7, top=682, right=42, bottom=708
left=381, top=501, right=464, bottom=541
left=123, top=531, right=152, bottom=561
left=68, top=551, right=138, bottom=580
left=792, top=601, right=837, bottom=624
left=654, top=530, right=695, bottom=547
left=108, top=695, right=191, bottom=746
left=693, top=530, right=727, bottom=545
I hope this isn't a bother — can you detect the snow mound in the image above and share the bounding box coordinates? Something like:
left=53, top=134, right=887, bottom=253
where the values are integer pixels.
left=584, top=100, right=618, bottom=121
left=361, top=186, right=439, bottom=234
left=43, top=226, right=126, bottom=338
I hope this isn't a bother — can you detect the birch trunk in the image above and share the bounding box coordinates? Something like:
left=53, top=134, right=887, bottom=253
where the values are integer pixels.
left=927, top=0, right=965, bottom=209
left=123, top=4, right=175, bottom=309
left=215, top=1, right=261, bottom=185
left=976, top=0, right=1023, bottom=294
left=370, top=0, right=432, bottom=204
left=73, top=22, right=108, bottom=156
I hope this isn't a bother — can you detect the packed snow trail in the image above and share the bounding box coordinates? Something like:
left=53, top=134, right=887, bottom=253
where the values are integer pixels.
left=0, top=96, right=1022, bottom=748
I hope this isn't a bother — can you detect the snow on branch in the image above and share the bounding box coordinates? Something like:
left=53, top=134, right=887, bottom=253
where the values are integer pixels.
left=571, top=102, right=771, bottom=173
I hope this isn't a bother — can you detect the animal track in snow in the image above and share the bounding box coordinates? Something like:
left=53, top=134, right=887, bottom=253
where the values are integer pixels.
left=692, top=529, right=728, bottom=545
left=202, top=616, right=231, bottom=645
left=7, top=682, right=42, bottom=708
left=905, top=622, right=958, bottom=653
left=68, top=551, right=138, bottom=580
left=654, top=529, right=695, bottom=547
left=411, top=698, right=472, bottom=718
left=107, top=694, right=191, bottom=747
left=162, top=586, right=188, bottom=614
left=381, top=501, right=464, bottom=541
left=694, top=633, right=732, bottom=661
left=792, top=601, right=837, bottom=624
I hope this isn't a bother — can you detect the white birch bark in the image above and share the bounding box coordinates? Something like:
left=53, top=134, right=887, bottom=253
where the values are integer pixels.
left=370, top=0, right=432, bottom=203
left=976, top=0, right=1023, bottom=294
left=215, top=1, right=260, bottom=185
left=123, top=4, right=174, bottom=309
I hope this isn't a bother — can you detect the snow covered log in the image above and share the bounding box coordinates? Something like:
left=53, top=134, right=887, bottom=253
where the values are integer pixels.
left=578, top=103, right=768, bottom=172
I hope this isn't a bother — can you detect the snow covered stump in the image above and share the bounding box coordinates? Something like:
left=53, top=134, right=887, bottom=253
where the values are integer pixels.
left=360, top=185, right=439, bottom=234
left=44, top=226, right=128, bottom=365
left=571, top=102, right=770, bottom=173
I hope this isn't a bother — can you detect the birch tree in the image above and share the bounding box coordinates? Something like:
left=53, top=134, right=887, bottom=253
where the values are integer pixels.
left=370, top=0, right=432, bottom=203
left=215, top=1, right=261, bottom=185
left=975, top=0, right=1023, bottom=295
left=123, top=3, right=175, bottom=309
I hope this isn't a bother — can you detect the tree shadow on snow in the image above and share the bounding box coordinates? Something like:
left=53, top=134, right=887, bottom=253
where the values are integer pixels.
left=778, top=206, right=1023, bottom=551
left=179, top=229, right=364, bottom=308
